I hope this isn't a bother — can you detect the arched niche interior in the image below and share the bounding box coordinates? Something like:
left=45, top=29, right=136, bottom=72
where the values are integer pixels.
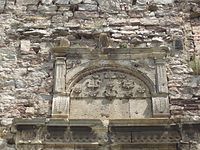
left=67, top=66, right=155, bottom=119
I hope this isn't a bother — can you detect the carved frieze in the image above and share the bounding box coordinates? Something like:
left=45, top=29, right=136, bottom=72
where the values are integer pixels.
left=70, top=71, right=150, bottom=99
left=20, top=128, right=36, bottom=142
left=110, top=131, right=180, bottom=144
left=45, top=127, right=70, bottom=142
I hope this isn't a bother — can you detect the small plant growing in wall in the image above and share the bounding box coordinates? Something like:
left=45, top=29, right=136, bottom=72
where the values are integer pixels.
left=189, top=56, right=200, bottom=75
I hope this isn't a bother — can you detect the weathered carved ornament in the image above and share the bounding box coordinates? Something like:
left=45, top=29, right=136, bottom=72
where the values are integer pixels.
left=71, top=71, right=150, bottom=99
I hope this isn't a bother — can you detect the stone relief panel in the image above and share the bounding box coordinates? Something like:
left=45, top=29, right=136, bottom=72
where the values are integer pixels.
left=70, top=70, right=150, bottom=99
left=69, top=70, right=152, bottom=119
left=66, top=59, right=81, bottom=70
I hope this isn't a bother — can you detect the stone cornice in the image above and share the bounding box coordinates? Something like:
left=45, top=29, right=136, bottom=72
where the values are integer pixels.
left=51, top=46, right=169, bottom=59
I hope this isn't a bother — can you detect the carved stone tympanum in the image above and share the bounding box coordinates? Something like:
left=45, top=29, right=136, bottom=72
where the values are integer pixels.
left=71, top=70, right=150, bottom=98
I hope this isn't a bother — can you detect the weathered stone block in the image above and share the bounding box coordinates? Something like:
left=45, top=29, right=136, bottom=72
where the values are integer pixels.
left=51, top=15, right=65, bottom=23
left=55, top=0, right=70, bottom=4
left=63, top=11, right=73, bottom=17
left=129, top=99, right=152, bottom=118
left=137, top=0, right=174, bottom=4
left=152, top=97, right=169, bottom=117
left=52, top=95, right=69, bottom=116
left=41, top=0, right=53, bottom=5
left=38, top=5, right=57, bottom=14
left=74, top=11, right=99, bottom=19
left=70, top=0, right=83, bottom=4
left=83, top=0, right=97, bottom=4
left=25, top=107, right=35, bottom=115
left=26, top=5, right=38, bottom=11
left=154, top=0, right=174, bottom=4
left=20, top=40, right=31, bottom=52
left=16, top=0, right=40, bottom=5
left=140, top=18, right=159, bottom=26
left=0, top=0, right=6, bottom=13
left=78, top=4, right=98, bottom=11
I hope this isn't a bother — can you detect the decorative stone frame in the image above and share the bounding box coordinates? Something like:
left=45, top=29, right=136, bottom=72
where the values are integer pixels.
left=51, top=47, right=170, bottom=118
left=12, top=46, right=200, bottom=150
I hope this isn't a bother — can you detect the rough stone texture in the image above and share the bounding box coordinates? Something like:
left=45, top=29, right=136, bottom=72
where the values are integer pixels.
left=0, top=0, right=6, bottom=13
left=16, top=0, right=40, bottom=5
left=0, top=0, right=200, bottom=149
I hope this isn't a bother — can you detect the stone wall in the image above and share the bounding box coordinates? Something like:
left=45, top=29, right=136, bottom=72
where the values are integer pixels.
left=0, top=0, right=200, bottom=149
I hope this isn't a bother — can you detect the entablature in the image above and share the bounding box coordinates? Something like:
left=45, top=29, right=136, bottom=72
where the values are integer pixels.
left=13, top=118, right=200, bottom=150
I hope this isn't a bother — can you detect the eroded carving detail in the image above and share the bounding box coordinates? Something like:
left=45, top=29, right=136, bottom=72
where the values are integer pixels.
left=121, top=79, right=135, bottom=90
left=45, top=127, right=70, bottom=142
left=71, top=70, right=150, bottom=98
left=104, top=84, right=118, bottom=100
left=20, top=129, right=36, bottom=141
left=136, top=86, right=146, bottom=96
left=52, top=95, right=69, bottom=116
left=152, top=97, right=169, bottom=116
left=66, top=59, right=81, bottom=70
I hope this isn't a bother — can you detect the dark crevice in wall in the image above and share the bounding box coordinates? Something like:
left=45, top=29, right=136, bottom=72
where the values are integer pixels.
left=132, top=0, right=137, bottom=5
left=69, top=4, right=79, bottom=17
left=37, top=0, right=42, bottom=7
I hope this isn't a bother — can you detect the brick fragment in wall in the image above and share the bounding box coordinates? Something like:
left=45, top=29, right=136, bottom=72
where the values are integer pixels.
left=0, top=0, right=6, bottom=13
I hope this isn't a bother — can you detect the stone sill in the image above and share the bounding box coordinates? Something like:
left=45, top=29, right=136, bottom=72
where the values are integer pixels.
left=13, top=118, right=200, bottom=129
left=13, top=118, right=180, bottom=127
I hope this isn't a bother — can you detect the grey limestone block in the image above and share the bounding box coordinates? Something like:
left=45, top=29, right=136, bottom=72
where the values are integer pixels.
left=55, top=0, right=70, bottom=4
left=0, top=0, right=6, bottom=13
left=16, top=0, right=40, bottom=5
left=69, top=0, right=83, bottom=4
left=41, top=0, right=53, bottom=5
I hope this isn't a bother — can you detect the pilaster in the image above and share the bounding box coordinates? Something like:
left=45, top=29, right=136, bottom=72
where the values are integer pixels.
left=52, top=57, right=69, bottom=117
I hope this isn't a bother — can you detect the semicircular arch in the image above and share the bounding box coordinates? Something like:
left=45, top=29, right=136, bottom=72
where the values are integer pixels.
left=66, top=64, right=156, bottom=96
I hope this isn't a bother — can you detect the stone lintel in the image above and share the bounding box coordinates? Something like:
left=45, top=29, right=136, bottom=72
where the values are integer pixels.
left=13, top=118, right=200, bottom=149
left=14, top=118, right=200, bottom=127
left=109, top=118, right=178, bottom=126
